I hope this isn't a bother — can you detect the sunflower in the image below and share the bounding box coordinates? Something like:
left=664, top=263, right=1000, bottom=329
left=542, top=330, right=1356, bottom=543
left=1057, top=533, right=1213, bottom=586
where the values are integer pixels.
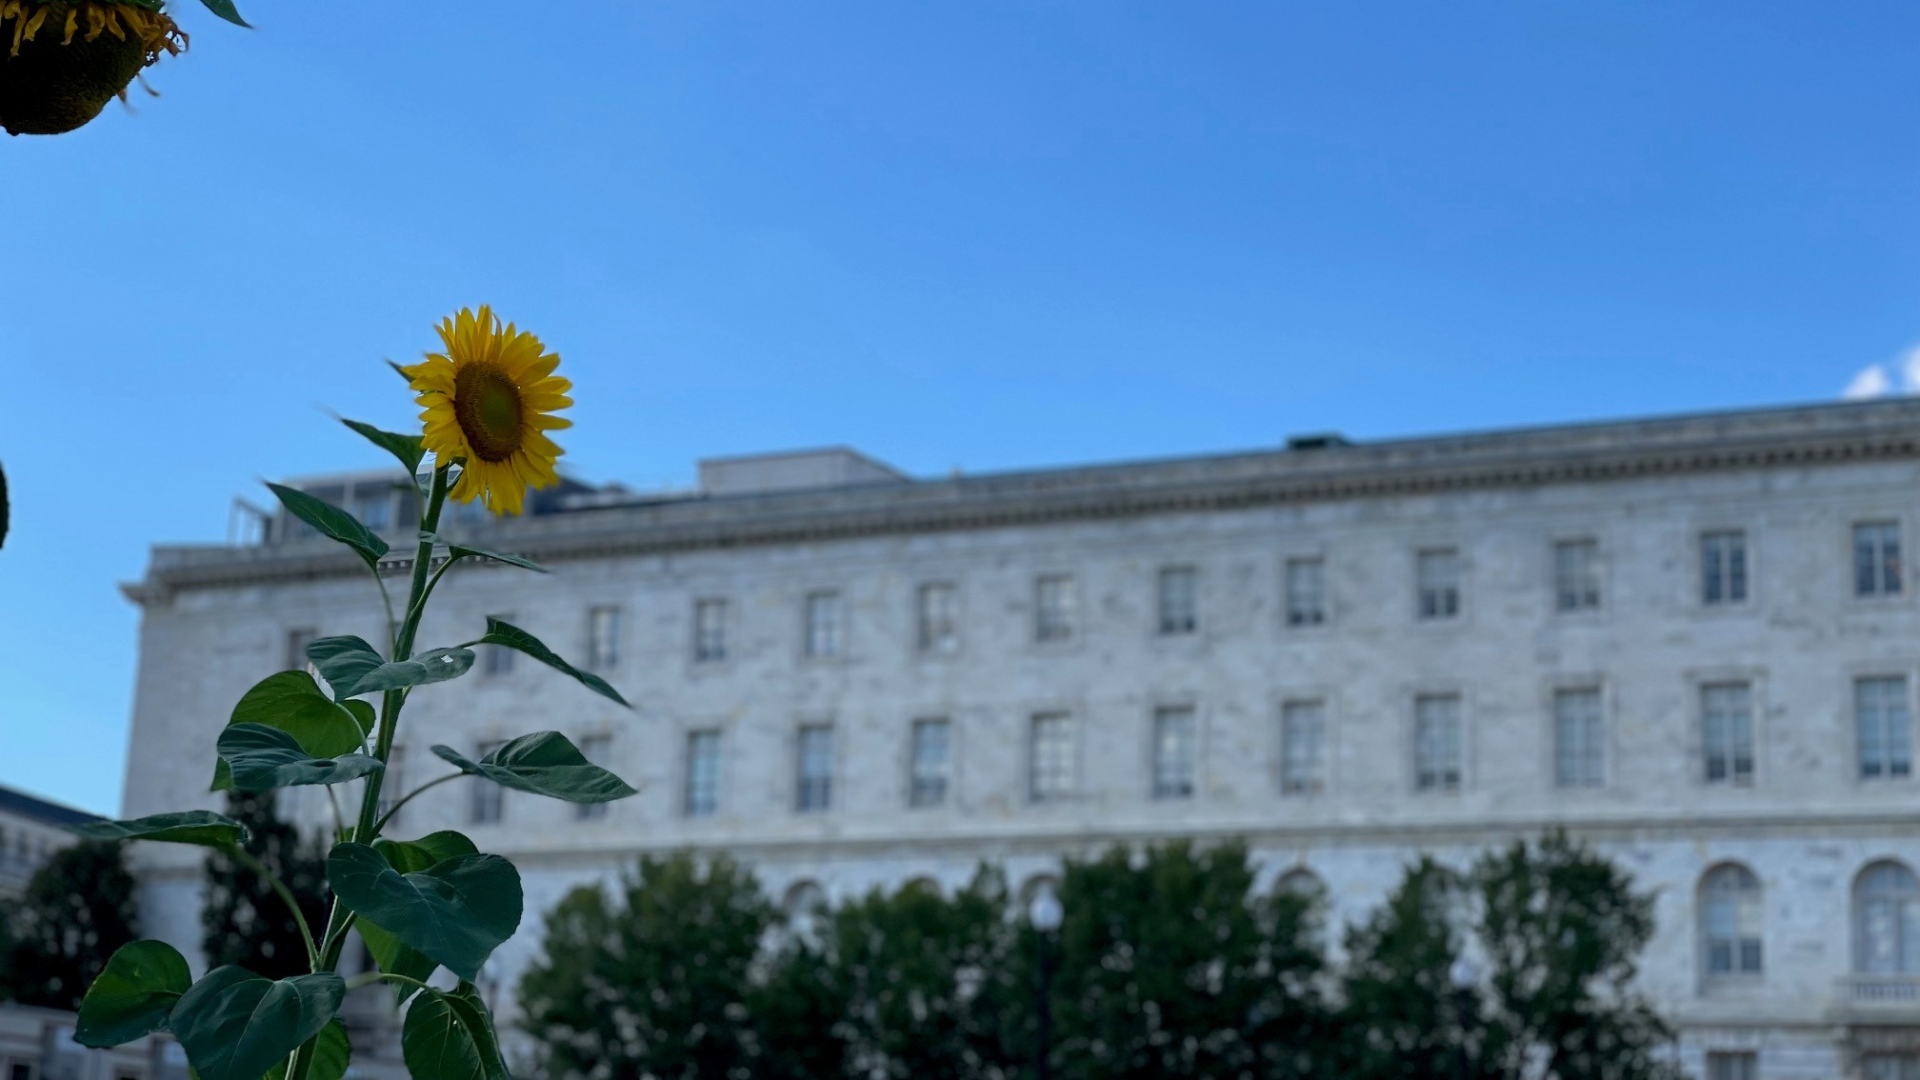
left=403, top=306, right=573, bottom=516
left=0, top=0, right=187, bottom=136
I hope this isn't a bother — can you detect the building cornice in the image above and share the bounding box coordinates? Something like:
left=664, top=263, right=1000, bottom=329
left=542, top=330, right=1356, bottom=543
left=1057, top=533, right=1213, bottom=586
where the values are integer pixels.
left=129, top=398, right=1920, bottom=600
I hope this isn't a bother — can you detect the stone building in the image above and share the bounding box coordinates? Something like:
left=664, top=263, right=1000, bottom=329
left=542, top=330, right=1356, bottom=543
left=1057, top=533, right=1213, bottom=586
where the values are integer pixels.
left=0, top=784, right=99, bottom=899
left=119, top=399, right=1920, bottom=1079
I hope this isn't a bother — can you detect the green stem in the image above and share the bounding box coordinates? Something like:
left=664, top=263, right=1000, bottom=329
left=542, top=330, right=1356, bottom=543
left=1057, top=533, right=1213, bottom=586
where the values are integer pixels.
left=372, top=771, right=464, bottom=835
left=346, top=970, right=433, bottom=994
left=289, top=462, right=451, bottom=1080
left=231, top=848, right=319, bottom=971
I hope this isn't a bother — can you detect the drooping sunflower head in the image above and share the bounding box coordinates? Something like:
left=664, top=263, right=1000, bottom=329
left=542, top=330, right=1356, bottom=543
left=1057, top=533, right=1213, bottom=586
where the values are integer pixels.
left=403, top=306, right=572, bottom=516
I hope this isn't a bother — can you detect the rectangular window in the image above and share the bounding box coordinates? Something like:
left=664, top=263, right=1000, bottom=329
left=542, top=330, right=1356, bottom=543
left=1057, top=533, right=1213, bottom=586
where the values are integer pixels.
left=285, top=628, right=318, bottom=673
left=1414, top=694, right=1462, bottom=792
left=1280, top=700, right=1326, bottom=796
left=375, top=746, right=405, bottom=824
left=1157, top=566, right=1198, bottom=636
left=1553, top=687, right=1604, bottom=788
left=1029, top=712, right=1075, bottom=802
left=1152, top=706, right=1197, bottom=799
left=1554, top=539, right=1601, bottom=612
left=575, top=735, right=611, bottom=820
left=804, top=591, right=844, bottom=658
left=693, top=599, right=728, bottom=663
left=1857, top=676, right=1913, bottom=780
left=1701, top=530, right=1749, bottom=605
left=587, top=606, right=621, bottom=671
left=1035, top=575, right=1077, bottom=644
left=684, top=730, right=721, bottom=818
left=1416, top=549, right=1461, bottom=620
left=909, top=718, right=951, bottom=808
left=1856, top=521, right=1905, bottom=598
left=469, top=741, right=504, bottom=824
left=353, top=486, right=393, bottom=531
left=1706, top=1051, right=1758, bottom=1080
left=1284, top=558, right=1326, bottom=627
left=796, top=724, right=834, bottom=812
left=483, top=614, right=514, bottom=675
left=1702, top=682, right=1755, bottom=785
left=917, top=583, right=959, bottom=655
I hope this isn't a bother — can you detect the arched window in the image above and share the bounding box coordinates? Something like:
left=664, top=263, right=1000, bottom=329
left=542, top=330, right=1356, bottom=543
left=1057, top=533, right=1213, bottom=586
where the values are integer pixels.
left=1854, top=861, right=1920, bottom=975
left=1700, top=864, right=1763, bottom=977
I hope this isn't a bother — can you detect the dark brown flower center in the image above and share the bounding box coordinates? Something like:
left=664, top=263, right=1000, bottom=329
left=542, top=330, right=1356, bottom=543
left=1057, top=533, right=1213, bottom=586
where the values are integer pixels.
left=453, top=363, right=524, bottom=462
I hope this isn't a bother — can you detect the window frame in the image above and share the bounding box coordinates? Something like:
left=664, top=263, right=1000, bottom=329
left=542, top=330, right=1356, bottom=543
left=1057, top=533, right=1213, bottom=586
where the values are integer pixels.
left=1699, top=863, right=1765, bottom=982
left=1156, top=565, right=1199, bottom=637
left=1150, top=704, right=1198, bottom=800
left=1552, top=537, right=1603, bottom=614
left=802, top=589, right=846, bottom=660
left=1854, top=519, right=1906, bottom=600
left=1551, top=684, right=1606, bottom=789
left=1698, top=528, right=1752, bottom=609
left=1279, top=698, right=1328, bottom=797
left=1034, top=573, right=1078, bottom=646
left=692, top=597, right=729, bottom=665
left=586, top=605, right=622, bottom=672
left=907, top=717, right=953, bottom=809
left=682, top=728, right=723, bottom=819
left=1283, top=555, right=1329, bottom=629
left=1027, top=710, right=1077, bottom=803
left=469, top=739, right=505, bottom=825
left=1855, top=674, right=1915, bottom=781
left=1412, top=692, right=1465, bottom=793
left=1853, top=860, right=1920, bottom=976
left=1414, top=547, right=1463, bottom=622
left=1699, top=679, right=1757, bottom=787
left=915, top=581, right=961, bottom=656
left=574, top=734, right=612, bottom=820
left=794, top=722, right=835, bottom=814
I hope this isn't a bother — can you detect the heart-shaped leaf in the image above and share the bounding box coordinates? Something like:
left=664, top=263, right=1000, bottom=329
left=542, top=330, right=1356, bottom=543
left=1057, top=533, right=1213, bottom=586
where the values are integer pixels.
left=424, top=532, right=548, bottom=573
left=195, top=0, right=250, bottom=28
left=169, top=968, right=343, bottom=1080
left=267, top=483, right=389, bottom=571
left=348, top=647, right=476, bottom=695
left=75, top=940, right=192, bottom=1047
left=218, top=724, right=385, bottom=791
left=266, top=1019, right=350, bottom=1080
left=358, top=832, right=481, bottom=1003
left=472, top=617, right=628, bottom=706
left=69, top=811, right=246, bottom=849
left=214, top=672, right=369, bottom=791
left=306, top=636, right=385, bottom=700
left=342, top=418, right=425, bottom=476
left=432, top=732, right=636, bottom=804
left=403, top=984, right=510, bottom=1080
left=327, top=843, right=522, bottom=983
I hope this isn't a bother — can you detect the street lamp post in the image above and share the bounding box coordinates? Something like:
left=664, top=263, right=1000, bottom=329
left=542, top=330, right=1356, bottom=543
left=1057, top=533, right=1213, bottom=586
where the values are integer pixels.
left=1449, top=956, right=1479, bottom=1080
left=1030, top=883, right=1064, bottom=1080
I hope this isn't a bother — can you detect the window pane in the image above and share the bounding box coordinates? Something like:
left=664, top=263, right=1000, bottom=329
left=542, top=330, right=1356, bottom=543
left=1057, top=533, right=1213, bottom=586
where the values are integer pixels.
left=1857, top=522, right=1904, bottom=597
left=1858, top=677, right=1910, bottom=779
left=1554, top=540, right=1601, bottom=612
left=1554, top=688, right=1604, bottom=787
left=588, top=606, right=621, bottom=670
left=1030, top=713, right=1074, bottom=801
left=910, top=719, right=951, bottom=808
left=1158, top=567, right=1197, bottom=635
left=917, top=584, right=959, bottom=654
left=1702, top=531, right=1748, bottom=605
left=796, top=725, right=834, bottom=812
left=1285, top=558, right=1326, bottom=626
left=1036, top=576, right=1076, bottom=643
left=1281, top=700, right=1326, bottom=795
left=694, top=599, right=728, bottom=662
left=1417, top=550, right=1461, bottom=620
left=1702, top=683, right=1754, bottom=784
left=1414, top=695, right=1462, bottom=791
left=685, top=731, right=721, bottom=817
left=805, top=591, right=843, bottom=657
left=1152, top=706, right=1196, bottom=798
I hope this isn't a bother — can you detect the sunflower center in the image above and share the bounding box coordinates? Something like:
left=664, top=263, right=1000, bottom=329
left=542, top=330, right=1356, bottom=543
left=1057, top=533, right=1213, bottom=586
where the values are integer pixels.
left=453, top=363, right=525, bottom=462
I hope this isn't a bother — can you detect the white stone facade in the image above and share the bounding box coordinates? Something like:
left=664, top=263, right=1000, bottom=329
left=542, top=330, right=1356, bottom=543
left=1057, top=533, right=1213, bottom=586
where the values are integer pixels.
left=119, top=400, right=1920, bottom=1078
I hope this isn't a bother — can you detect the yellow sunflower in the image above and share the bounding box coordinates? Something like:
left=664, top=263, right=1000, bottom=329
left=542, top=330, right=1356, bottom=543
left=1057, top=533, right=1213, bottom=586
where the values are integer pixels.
left=403, top=306, right=572, bottom=516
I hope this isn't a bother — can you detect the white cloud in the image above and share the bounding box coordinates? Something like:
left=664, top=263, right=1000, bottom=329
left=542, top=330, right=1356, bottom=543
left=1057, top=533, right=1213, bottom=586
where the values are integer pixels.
left=1900, top=345, right=1920, bottom=394
left=1844, top=363, right=1893, bottom=400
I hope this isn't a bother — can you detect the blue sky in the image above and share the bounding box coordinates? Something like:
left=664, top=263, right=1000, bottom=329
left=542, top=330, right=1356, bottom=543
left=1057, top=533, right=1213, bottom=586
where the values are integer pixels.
left=2, top=1, right=1916, bottom=814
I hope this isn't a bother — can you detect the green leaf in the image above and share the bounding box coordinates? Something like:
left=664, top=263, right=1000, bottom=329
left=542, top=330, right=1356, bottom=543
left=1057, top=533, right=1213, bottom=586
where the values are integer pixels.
left=305, top=636, right=385, bottom=700
left=424, top=532, right=548, bottom=573
left=265, top=1019, right=349, bottom=1080
left=403, top=984, right=510, bottom=1080
left=359, top=832, right=480, bottom=1004
left=374, top=830, right=479, bottom=873
left=218, top=725, right=384, bottom=792
left=69, top=811, right=246, bottom=849
left=432, top=732, right=636, bottom=804
left=342, top=418, right=424, bottom=476
left=169, top=968, right=343, bottom=1080
left=266, top=482, right=389, bottom=570
left=75, top=940, right=192, bottom=1047
left=345, top=699, right=377, bottom=738
left=214, top=672, right=369, bottom=791
left=472, top=617, right=629, bottom=707
left=195, top=0, right=250, bottom=27
left=349, top=647, right=476, bottom=695
left=327, top=843, right=522, bottom=983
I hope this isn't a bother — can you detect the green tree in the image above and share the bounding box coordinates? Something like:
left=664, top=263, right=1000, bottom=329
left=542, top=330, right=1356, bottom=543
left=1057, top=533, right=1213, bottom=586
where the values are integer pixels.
left=2, top=839, right=139, bottom=1010
left=1471, top=833, right=1683, bottom=1080
left=1338, top=856, right=1485, bottom=1080
left=518, top=852, right=776, bottom=1080
left=201, top=791, right=329, bottom=981
left=782, top=869, right=1017, bottom=1080
left=1038, top=841, right=1329, bottom=1080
